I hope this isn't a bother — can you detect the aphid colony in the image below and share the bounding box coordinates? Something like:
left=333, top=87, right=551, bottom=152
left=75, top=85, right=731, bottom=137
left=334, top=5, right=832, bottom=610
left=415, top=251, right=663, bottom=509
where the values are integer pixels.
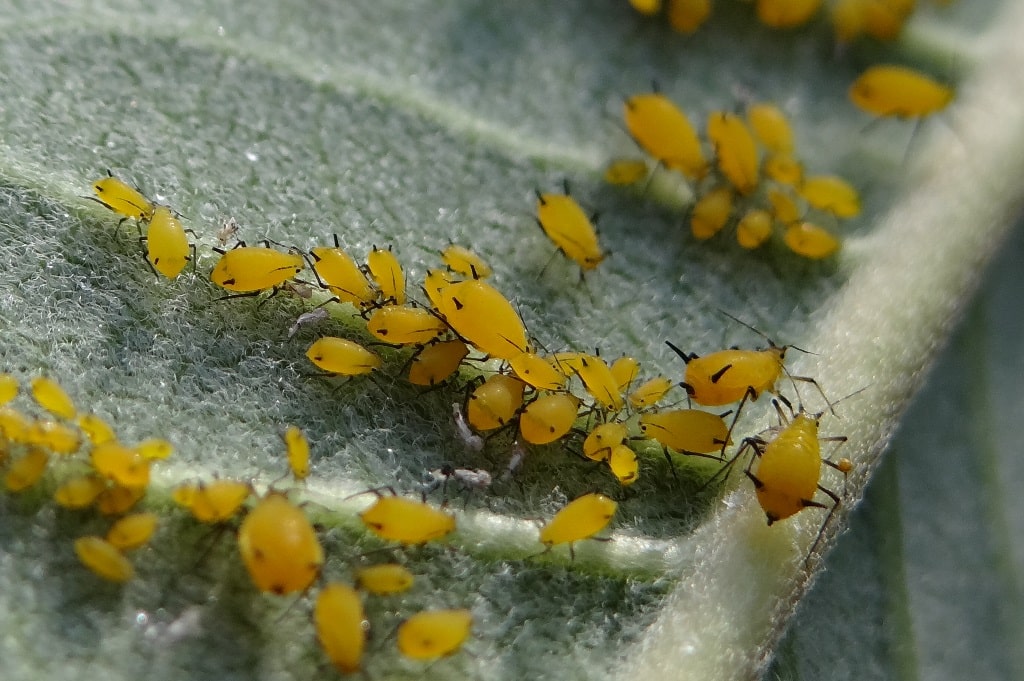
left=613, top=95, right=862, bottom=258
left=627, top=0, right=954, bottom=45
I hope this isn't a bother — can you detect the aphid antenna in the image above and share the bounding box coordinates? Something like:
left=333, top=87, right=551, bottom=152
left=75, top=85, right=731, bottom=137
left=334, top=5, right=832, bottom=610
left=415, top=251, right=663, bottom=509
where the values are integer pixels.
left=343, top=485, right=398, bottom=502
left=665, top=339, right=698, bottom=364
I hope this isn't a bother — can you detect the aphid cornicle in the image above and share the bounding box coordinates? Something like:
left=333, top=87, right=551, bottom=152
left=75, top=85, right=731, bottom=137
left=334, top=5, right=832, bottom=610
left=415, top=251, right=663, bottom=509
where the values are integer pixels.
left=623, top=93, right=708, bottom=180
left=539, top=492, right=618, bottom=559
left=534, top=184, right=606, bottom=274
left=89, top=170, right=154, bottom=223
left=397, top=609, right=473, bottom=661
left=849, top=65, right=954, bottom=119
left=237, top=493, right=323, bottom=595
left=315, top=583, right=366, bottom=674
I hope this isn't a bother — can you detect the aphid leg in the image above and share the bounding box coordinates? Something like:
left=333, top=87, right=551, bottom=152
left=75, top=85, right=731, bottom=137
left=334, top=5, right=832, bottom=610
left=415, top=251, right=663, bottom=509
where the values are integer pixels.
left=719, top=387, right=757, bottom=459
left=804, top=486, right=841, bottom=570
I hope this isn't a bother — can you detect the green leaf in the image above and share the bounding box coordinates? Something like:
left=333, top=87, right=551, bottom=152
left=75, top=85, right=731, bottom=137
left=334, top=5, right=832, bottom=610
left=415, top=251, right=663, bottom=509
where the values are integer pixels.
left=0, top=2, right=1021, bottom=680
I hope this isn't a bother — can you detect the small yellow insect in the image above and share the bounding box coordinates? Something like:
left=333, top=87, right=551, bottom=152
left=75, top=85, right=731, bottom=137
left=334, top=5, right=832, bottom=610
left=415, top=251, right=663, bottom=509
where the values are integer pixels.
left=28, top=420, right=81, bottom=455
left=366, top=245, right=406, bottom=305
left=466, top=374, right=526, bottom=432
left=97, top=485, right=146, bottom=516
left=534, top=185, right=606, bottom=275
left=408, top=339, right=469, bottom=387
left=756, top=0, right=823, bottom=28
left=766, top=188, right=801, bottom=224
left=210, top=244, right=305, bottom=296
left=89, top=170, right=154, bottom=223
left=763, top=153, right=804, bottom=187
left=539, top=493, right=618, bottom=559
left=355, top=563, right=415, bottom=595
left=237, top=493, right=323, bottom=594
left=436, top=279, right=529, bottom=360
left=736, top=209, right=774, bottom=250
left=583, top=422, right=629, bottom=462
left=603, top=158, right=649, bottom=186
left=54, top=475, right=107, bottom=509
left=508, top=352, right=569, bottom=392
left=519, top=393, right=581, bottom=445
left=366, top=306, right=448, bottom=346
left=30, top=376, right=76, bottom=420
left=667, top=0, right=712, bottom=33
left=849, top=65, right=954, bottom=119
left=707, top=111, right=759, bottom=195
left=74, top=536, right=134, bottom=582
left=175, top=479, right=251, bottom=523
left=0, top=407, right=33, bottom=444
left=134, top=438, right=173, bottom=460
left=306, top=337, right=381, bottom=378
left=91, top=442, right=150, bottom=489
left=77, top=413, right=116, bottom=445
left=690, top=186, right=734, bottom=240
left=106, top=512, right=159, bottom=551
left=144, top=206, right=193, bottom=279
left=315, top=583, right=366, bottom=674
left=628, top=376, right=674, bottom=409
left=397, top=609, right=473, bottom=661
left=358, top=493, right=456, bottom=545
left=623, top=93, right=708, bottom=180
left=799, top=175, right=861, bottom=218
left=628, top=0, right=663, bottom=15
left=608, top=443, right=640, bottom=485
left=0, top=373, right=18, bottom=405
left=609, top=356, right=640, bottom=394
left=441, top=244, right=493, bottom=279
left=5, top=448, right=49, bottom=492
left=639, top=409, right=730, bottom=458
left=747, top=103, right=795, bottom=154
left=784, top=222, right=841, bottom=259
left=310, top=236, right=378, bottom=309
left=283, top=426, right=310, bottom=480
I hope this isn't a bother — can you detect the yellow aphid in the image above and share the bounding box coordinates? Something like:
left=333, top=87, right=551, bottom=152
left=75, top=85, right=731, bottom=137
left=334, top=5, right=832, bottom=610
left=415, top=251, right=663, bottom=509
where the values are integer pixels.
left=54, top=475, right=106, bottom=509
left=799, top=175, right=861, bottom=218
left=623, top=93, right=708, bottom=180
left=91, top=442, right=150, bottom=488
left=849, top=65, right=954, bottom=119
left=367, top=306, right=447, bottom=346
left=97, top=485, right=146, bottom=515
left=539, top=493, right=618, bottom=556
left=283, top=426, right=310, bottom=480
left=863, top=0, right=914, bottom=40
left=134, top=438, right=173, bottom=460
left=397, top=610, right=473, bottom=661
left=583, top=422, right=629, bottom=462
left=359, top=494, right=456, bottom=545
left=639, top=409, right=730, bottom=455
left=629, top=0, right=663, bottom=15
left=707, top=111, right=759, bottom=195
left=177, top=480, right=251, bottom=523
left=756, top=0, right=823, bottom=28
left=436, top=280, right=529, bottom=360
left=74, top=536, right=134, bottom=583
left=669, top=343, right=785, bottom=407
left=784, top=222, right=841, bottom=259
left=29, top=420, right=81, bottom=454
left=145, top=206, right=192, bottom=279
left=535, top=189, right=605, bottom=273
left=238, top=493, right=323, bottom=595
left=609, top=356, right=640, bottom=393
left=519, top=393, right=581, bottom=445
left=628, top=376, right=673, bottom=409
left=421, top=268, right=453, bottom=310
left=608, top=444, right=640, bottom=485
left=466, top=374, right=526, bottom=431
left=736, top=209, right=774, bottom=250
left=690, top=186, right=733, bottom=240
left=831, top=0, right=867, bottom=43
left=30, top=376, right=76, bottom=420
left=0, top=373, right=17, bottom=405
left=5, top=448, right=49, bottom=492
left=0, top=407, right=33, bottom=443
left=90, top=171, right=154, bottom=222
left=315, top=583, right=366, bottom=674
left=763, top=153, right=803, bottom=187
left=667, top=0, right=712, bottom=33
left=747, top=103, right=794, bottom=154
left=603, top=158, right=648, bottom=186
left=310, top=238, right=378, bottom=308
left=77, top=413, right=116, bottom=445
left=441, top=245, right=493, bottom=279
left=573, top=355, right=625, bottom=411
left=408, top=340, right=469, bottom=387
left=306, top=337, right=381, bottom=377
left=767, top=188, right=801, bottom=224
left=547, top=351, right=589, bottom=376
left=366, top=245, right=406, bottom=305
left=509, top=352, right=569, bottom=391
left=210, top=245, right=305, bottom=294
left=106, top=512, right=159, bottom=551
left=355, top=563, right=415, bottom=595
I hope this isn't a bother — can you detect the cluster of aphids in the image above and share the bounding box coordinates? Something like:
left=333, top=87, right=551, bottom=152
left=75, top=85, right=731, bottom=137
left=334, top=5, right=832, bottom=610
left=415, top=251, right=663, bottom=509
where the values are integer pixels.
left=627, top=0, right=953, bottom=43
left=606, top=64, right=954, bottom=257
left=0, top=370, right=622, bottom=672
